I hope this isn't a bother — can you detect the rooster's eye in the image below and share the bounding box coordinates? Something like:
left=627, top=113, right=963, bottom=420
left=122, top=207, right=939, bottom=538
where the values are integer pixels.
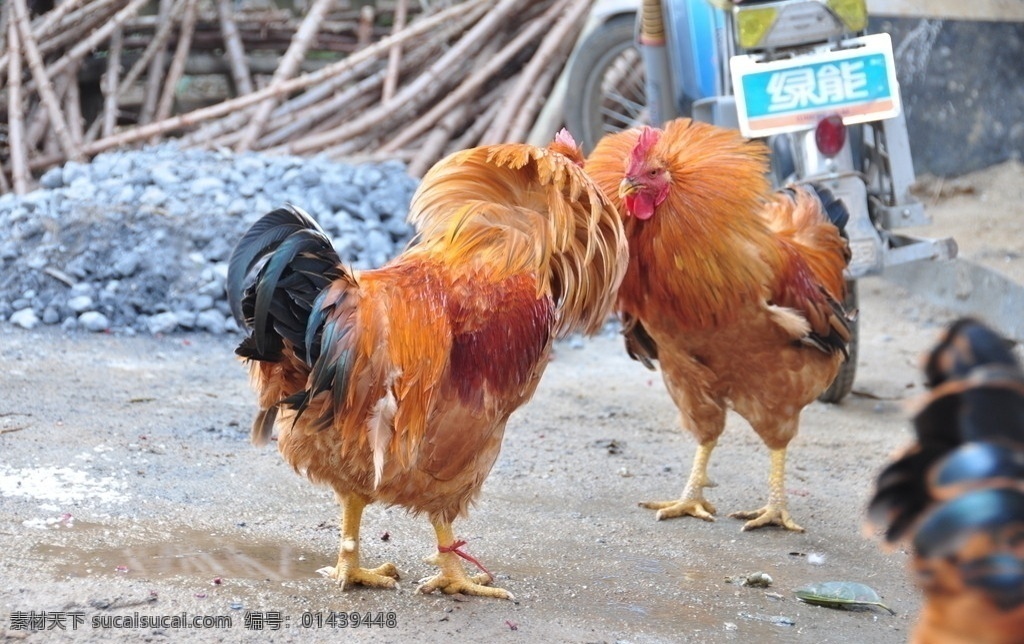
left=648, top=169, right=658, bottom=177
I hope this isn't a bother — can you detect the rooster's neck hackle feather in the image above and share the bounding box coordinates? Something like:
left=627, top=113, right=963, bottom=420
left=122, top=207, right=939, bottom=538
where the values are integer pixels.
left=588, top=118, right=851, bottom=349
left=588, top=119, right=776, bottom=327
left=407, top=142, right=627, bottom=338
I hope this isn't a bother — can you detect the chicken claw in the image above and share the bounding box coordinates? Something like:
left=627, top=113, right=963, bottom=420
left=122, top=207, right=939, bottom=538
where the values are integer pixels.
left=729, top=506, right=804, bottom=532
left=419, top=522, right=514, bottom=601
left=642, top=441, right=718, bottom=520
left=729, top=448, right=805, bottom=531
left=640, top=497, right=717, bottom=521
left=317, top=561, right=400, bottom=590
left=321, top=494, right=400, bottom=590
left=417, top=555, right=513, bottom=600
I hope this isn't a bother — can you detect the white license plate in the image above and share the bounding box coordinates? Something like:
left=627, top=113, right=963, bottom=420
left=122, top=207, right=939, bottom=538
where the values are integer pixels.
left=731, top=33, right=902, bottom=138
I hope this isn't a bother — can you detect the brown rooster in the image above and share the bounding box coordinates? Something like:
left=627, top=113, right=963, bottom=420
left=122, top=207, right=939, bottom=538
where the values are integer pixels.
left=586, top=119, right=852, bottom=531
left=226, top=132, right=627, bottom=599
left=868, top=318, right=1024, bottom=642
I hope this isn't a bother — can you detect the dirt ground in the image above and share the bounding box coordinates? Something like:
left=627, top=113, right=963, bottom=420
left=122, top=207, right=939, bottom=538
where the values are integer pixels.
left=0, top=161, right=1021, bottom=643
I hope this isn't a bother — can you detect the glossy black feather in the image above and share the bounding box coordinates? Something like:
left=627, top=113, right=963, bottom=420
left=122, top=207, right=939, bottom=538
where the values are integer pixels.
left=868, top=446, right=946, bottom=542
left=806, top=185, right=849, bottom=236
left=621, top=313, right=658, bottom=370
left=959, top=385, right=1024, bottom=445
left=226, top=205, right=344, bottom=365
left=913, top=488, right=1024, bottom=611
left=227, top=206, right=329, bottom=322
left=932, top=442, right=1024, bottom=491
left=868, top=317, right=1024, bottom=617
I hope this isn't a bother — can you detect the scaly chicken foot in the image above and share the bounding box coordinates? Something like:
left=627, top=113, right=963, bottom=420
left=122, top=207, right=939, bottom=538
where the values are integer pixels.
left=728, top=448, right=805, bottom=532
left=318, top=494, right=400, bottom=590
left=640, top=440, right=718, bottom=521
left=728, top=505, right=804, bottom=532
left=319, top=561, right=401, bottom=589
left=416, top=521, right=514, bottom=601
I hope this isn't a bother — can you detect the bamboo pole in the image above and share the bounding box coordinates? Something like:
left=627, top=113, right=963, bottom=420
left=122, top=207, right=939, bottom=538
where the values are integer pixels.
left=381, top=0, right=407, bottom=102
left=235, top=0, right=336, bottom=151
left=11, top=0, right=83, bottom=162
left=483, top=0, right=588, bottom=143
left=254, top=11, right=471, bottom=150
left=140, top=0, right=176, bottom=125
left=505, top=55, right=563, bottom=143
left=0, top=0, right=88, bottom=81
left=82, top=0, right=187, bottom=143
left=53, top=0, right=122, bottom=30
left=216, top=0, right=254, bottom=96
left=42, top=0, right=149, bottom=83
left=154, top=0, right=200, bottom=123
left=501, top=2, right=586, bottom=142
left=260, top=0, right=483, bottom=125
left=258, top=68, right=388, bottom=148
left=80, top=0, right=181, bottom=143
left=0, top=0, right=10, bottom=59
left=356, top=4, right=374, bottom=48
left=446, top=84, right=511, bottom=154
left=41, top=0, right=485, bottom=166
left=379, top=1, right=556, bottom=153
left=283, top=0, right=521, bottom=155
left=65, top=72, right=85, bottom=145
left=252, top=9, right=474, bottom=148
left=30, top=0, right=121, bottom=64
left=319, top=132, right=379, bottom=159
left=26, top=88, right=58, bottom=152
left=307, top=81, right=384, bottom=132
left=100, top=27, right=123, bottom=139
left=120, top=0, right=186, bottom=92
left=7, top=20, right=30, bottom=195
left=407, top=103, right=469, bottom=177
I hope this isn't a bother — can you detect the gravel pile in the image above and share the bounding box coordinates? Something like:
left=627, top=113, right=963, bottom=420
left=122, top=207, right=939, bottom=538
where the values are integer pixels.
left=0, top=143, right=419, bottom=335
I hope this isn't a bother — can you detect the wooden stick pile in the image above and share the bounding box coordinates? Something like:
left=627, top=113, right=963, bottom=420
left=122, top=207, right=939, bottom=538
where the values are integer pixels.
left=0, top=0, right=589, bottom=193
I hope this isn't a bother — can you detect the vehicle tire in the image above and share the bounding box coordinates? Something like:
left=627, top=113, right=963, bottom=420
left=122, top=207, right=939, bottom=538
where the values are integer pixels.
left=564, top=14, right=645, bottom=153
left=818, top=279, right=858, bottom=403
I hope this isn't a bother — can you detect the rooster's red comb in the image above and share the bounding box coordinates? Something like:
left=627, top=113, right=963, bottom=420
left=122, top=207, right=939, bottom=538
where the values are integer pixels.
left=554, top=128, right=578, bottom=149
left=630, top=127, right=661, bottom=169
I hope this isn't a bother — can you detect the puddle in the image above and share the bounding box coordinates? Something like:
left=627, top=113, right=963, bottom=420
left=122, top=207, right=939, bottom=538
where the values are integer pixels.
left=1, top=465, right=129, bottom=505
left=33, top=528, right=326, bottom=582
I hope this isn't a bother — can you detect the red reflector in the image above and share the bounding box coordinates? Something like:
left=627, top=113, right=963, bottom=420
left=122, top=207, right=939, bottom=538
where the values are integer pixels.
left=815, top=115, right=846, bottom=157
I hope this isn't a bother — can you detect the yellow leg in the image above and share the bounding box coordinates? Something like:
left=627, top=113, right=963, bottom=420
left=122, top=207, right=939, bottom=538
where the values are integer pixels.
left=416, top=521, right=514, bottom=600
left=317, top=494, right=400, bottom=589
left=729, top=448, right=804, bottom=532
left=640, top=440, right=718, bottom=521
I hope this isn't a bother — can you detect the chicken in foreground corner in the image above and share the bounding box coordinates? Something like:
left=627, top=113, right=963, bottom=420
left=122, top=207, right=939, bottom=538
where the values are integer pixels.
left=226, top=131, right=627, bottom=600
left=867, top=318, right=1024, bottom=643
left=586, top=119, right=853, bottom=532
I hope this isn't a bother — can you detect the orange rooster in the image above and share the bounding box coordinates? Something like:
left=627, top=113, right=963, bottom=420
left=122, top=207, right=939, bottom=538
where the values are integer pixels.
left=868, top=318, right=1024, bottom=643
left=586, top=119, right=852, bottom=531
left=226, top=131, right=627, bottom=599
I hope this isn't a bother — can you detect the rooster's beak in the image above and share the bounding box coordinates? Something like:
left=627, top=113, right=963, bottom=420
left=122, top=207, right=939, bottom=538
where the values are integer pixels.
left=618, top=178, right=640, bottom=198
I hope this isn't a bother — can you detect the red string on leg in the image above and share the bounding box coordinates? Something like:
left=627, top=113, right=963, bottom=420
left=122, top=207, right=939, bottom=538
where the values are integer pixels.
left=437, top=539, right=494, bottom=580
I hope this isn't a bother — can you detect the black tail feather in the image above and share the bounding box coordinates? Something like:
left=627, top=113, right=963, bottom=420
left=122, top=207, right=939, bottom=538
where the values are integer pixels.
left=924, top=316, right=1019, bottom=387
left=868, top=446, right=947, bottom=543
left=867, top=317, right=1024, bottom=615
left=807, top=185, right=850, bottom=236
left=226, top=205, right=343, bottom=364
left=622, top=313, right=658, bottom=370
